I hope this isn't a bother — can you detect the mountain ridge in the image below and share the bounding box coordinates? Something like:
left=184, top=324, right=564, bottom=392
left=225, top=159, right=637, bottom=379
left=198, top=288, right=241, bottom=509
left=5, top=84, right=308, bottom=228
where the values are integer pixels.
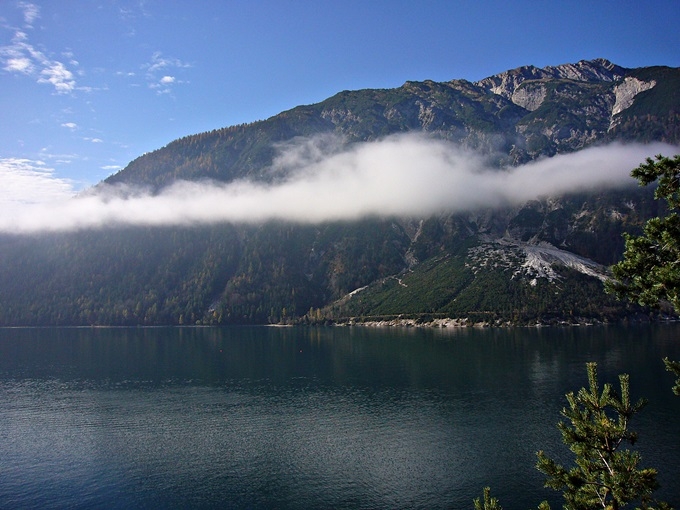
left=474, top=58, right=627, bottom=104
left=105, top=59, right=678, bottom=191
left=1, top=58, right=679, bottom=326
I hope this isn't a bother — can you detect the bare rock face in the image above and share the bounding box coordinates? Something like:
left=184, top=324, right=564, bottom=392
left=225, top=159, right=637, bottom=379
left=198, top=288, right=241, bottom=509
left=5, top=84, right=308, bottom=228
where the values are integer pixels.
left=475, top=65, right=545, bottom=101
left=511, top=83, right=547, bottom=111
left=544, top=58, right=626, bottom=82
left=476, top=58, right=626, bottom=110
left=611, top=76, right=657, bottom=116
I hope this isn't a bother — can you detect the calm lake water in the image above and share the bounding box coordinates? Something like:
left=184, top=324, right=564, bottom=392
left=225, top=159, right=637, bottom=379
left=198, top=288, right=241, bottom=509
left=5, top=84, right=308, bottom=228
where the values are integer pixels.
left=0, top=325, right=679, bottom=509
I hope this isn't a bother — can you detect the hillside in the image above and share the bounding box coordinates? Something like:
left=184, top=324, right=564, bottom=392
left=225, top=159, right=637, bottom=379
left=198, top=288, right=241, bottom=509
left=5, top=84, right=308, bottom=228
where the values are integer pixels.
left=105, top=59, right=679, bottom=189
left=1, top=59, right=679, bottom=326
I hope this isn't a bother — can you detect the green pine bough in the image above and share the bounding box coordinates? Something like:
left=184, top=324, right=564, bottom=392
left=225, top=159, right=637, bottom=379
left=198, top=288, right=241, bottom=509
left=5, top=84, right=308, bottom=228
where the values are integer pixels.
left=474, top=363, right=670, bottom=509
left=535, top=362, right=667, bottom=509
left=665, top=358, right=680, bottom=396
left=606, top=154, right=680, bottom=395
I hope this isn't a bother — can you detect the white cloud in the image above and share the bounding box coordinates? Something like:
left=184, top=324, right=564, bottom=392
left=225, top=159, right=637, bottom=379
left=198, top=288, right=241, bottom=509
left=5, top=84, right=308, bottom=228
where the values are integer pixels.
left=4, top=56, right=33, bottom=73
left=37, top=61, right=76, bottom=93
left=61, top=122, right=78, bottom=130
left=143, top=52, right=190, bottom=94
left=0, top=28, right=79, bottom=94
left=0, top=158, right=75, bottom=209
left=145, top=52, right=190, bottom=74
left=38, top=149, right=80, bottom=164
left=0, top=137, right=676, bottom=233
left=18, top=2, right=40, bottom=26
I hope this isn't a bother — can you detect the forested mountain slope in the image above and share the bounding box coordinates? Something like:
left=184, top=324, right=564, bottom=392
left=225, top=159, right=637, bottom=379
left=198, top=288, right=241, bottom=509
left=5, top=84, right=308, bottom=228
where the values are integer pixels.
left=105, top=59, right=679, bottom=189
left=1, top=59, right=678, bottom=326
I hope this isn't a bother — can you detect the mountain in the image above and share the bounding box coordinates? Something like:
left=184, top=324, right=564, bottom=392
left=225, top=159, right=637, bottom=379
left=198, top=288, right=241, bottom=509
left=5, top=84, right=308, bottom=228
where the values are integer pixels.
left=105, top=58, right=678, bottom=190
left=1, top=59, right=679, bottom=326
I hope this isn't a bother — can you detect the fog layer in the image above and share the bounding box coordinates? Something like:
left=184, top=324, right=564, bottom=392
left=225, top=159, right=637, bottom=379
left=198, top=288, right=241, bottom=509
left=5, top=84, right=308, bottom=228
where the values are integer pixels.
left=1, top=135, right=677, bottom=233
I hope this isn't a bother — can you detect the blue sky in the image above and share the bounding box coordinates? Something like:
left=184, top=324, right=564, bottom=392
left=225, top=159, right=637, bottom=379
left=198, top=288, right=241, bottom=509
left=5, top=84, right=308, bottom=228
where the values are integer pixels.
left=1, top=0, right=679, bottom=204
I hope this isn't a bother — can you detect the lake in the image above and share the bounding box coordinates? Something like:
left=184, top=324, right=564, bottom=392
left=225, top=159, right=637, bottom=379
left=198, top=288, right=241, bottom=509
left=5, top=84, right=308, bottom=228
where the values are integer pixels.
left=0, top=325, right=678, bottom=509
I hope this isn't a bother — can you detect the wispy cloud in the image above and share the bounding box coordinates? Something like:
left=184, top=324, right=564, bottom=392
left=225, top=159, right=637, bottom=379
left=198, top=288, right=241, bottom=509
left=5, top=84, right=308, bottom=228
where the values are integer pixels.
left=143, top=51, right=190, bottom=94
left=0, top=158, right=75, bottom=209
left=4, top=54, right=33, bottom=73
left=37, top=61, right=75, bottom=93
left=1, top=30, right=37, bottom=74
left=118, top=2, right=151, bottom=25
left=18, top=2, right=40, bottom=26
left=38, top=149, right=81, bottom=165
left=0, top=137, right=676, bottom=233
left=61, top=122, right=78, bottom=130
left=0, top=4, right=79, bottom=94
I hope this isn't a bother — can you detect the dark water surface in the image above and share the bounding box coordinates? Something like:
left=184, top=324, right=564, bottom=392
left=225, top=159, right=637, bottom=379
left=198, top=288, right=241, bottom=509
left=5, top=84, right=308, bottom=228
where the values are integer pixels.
left=0, top=325, right=679, bottom=509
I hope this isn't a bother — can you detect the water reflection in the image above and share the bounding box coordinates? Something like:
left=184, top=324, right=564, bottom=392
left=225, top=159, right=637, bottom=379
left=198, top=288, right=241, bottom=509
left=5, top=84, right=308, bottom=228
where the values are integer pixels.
left=0, top=325, right=678, bottom=509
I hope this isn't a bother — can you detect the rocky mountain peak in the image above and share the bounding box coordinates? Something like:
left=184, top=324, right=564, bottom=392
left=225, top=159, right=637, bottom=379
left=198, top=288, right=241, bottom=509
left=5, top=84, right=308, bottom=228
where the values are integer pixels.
left=473, top=65, right=546, bottom=100
left=474, top=58, right=628, bottom=111
left=544, top=58, right=626, bottom=82
left=477, top=58, right=625, bottom=91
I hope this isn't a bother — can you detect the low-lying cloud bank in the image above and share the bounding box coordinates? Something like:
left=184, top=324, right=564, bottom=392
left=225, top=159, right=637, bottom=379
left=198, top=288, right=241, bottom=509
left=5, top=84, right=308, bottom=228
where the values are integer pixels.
left=1, top=135, right=677, bottom=233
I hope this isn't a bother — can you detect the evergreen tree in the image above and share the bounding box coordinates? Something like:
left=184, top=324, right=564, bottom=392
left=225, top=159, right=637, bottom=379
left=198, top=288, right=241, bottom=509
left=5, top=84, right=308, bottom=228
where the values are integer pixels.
left=606, top=154, right=680, bottom=394
left=473, top=487, right=504, bottom=510
left=607, top=211, right=680, bottom=310
left=535, top=362, right=667, bottom=510
left=664, top=358, right=680, bottom=396
left=606, top=155, right=680, bottom=311
left=474, top=363, right=670, bottom=510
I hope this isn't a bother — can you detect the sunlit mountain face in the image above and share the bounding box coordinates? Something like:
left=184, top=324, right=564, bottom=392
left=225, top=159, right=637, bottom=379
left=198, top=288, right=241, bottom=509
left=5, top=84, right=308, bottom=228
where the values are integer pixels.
left=0, top=60, right=678, bottom=326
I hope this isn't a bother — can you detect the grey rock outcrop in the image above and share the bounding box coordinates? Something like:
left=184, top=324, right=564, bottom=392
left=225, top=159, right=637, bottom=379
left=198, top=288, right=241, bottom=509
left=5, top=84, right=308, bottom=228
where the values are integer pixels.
left=475, top=58, right=626, bottom=111
left=610, top=76, right=657, bottom=126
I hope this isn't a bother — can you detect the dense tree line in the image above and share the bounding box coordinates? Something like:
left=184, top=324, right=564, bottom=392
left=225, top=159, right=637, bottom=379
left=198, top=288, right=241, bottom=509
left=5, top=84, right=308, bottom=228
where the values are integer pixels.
left=0, top=220, right=411, bottom=326
left=0, top=184, right=670, bottom=327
